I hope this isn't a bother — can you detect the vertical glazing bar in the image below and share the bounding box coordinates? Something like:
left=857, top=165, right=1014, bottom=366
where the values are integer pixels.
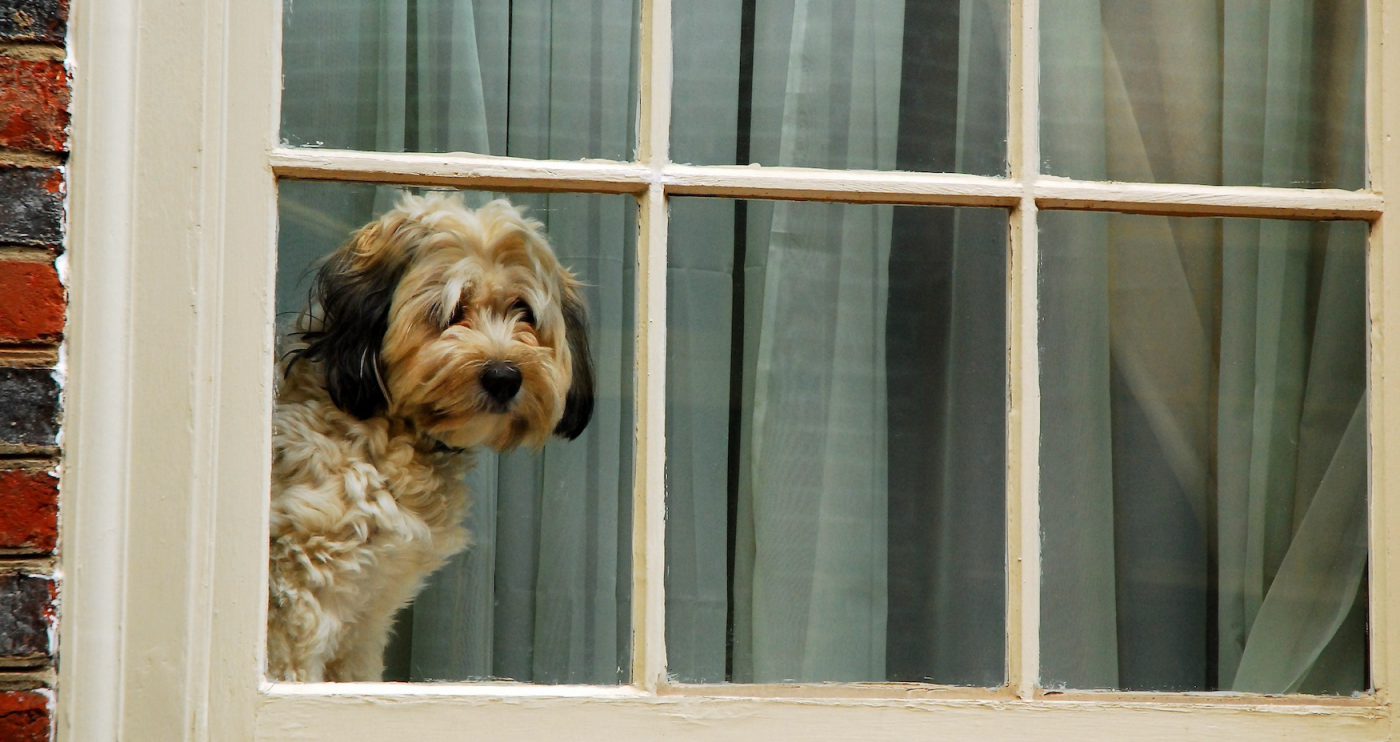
left=638, top=0, right=672, bottom=165
left=632, top=0, right=672, bottom=692
left=1006, top=0, right=1041, bottom=700
left=1366, top=0, right=1399, bottom=702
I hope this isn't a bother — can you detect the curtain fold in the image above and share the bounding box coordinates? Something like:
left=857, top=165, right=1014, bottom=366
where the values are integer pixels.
left=669, top=0, right=1007, bottom=685
left=1038, top=0, right=1119, bottom=690
left=728, top=0, right=901, bottom=684
left=662, top=1, right=743, bottom=684
left=1041, top=0, right=1367, bottom=693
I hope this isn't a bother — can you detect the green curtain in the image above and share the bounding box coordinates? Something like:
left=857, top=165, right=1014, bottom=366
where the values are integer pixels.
left=666, top=0, right=1008, bottom=685
left=279, top=0, right=638, bottom=683
left=278, top=0, right=1366, bottom=693
left=1040, top=0, right=1367, bottom=693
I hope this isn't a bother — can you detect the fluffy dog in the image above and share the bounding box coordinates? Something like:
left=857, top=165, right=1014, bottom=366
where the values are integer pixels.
left=266, top=194, right=594, bottom=682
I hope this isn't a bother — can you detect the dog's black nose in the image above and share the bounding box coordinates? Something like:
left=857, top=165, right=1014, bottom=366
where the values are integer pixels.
left=480, top=362, right=523, bottom=405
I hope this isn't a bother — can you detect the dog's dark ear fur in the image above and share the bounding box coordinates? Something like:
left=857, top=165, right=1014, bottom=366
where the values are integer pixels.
left=554, top=284, right=595, bottom=440
left=288, top=222, right=408, bottom=420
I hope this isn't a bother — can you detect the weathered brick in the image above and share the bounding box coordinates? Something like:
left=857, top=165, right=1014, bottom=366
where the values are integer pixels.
left=0, top=368, right=58, bottom=447
left=0, top=468, right=56, bottom=553
left=0, top=0, right=66, bottom=43
left=0, top=691, right=48, bottom=742
left=0, top=168, right=62, bottom=247
left=0, top=573, right=53, bottom=659
left=0, top=260, right=63, bottom=343
left=0, top=57, right=68, bottom=153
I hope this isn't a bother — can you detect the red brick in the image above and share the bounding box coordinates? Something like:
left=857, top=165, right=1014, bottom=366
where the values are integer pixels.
left=0, top=468, right=56, bottom=553
left=0, top=57, right=68, bottom=154
left=0, top=57, right=66, bottom=154
left=0, top=691, right=49, bottom=742
left=0, top=261, right=63, bottom=343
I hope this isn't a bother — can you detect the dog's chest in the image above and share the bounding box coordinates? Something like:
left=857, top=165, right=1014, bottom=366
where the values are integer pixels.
left=270, top=400, right=473, bottom=571
left=375, top=452, right=472, bottom=557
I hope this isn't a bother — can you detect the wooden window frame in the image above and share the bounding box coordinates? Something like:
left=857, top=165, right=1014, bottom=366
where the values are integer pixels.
left=60, top=0, right=1400, bottom=738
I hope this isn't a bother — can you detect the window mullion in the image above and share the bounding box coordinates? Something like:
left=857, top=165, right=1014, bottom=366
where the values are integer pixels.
left=1006, top=0, right=1042, bottom=701
left=633, top=0, right=672, bottom=693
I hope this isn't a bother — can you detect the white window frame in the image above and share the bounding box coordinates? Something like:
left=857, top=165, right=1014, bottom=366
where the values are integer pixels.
left=59, top=0, right=1400, bottom=739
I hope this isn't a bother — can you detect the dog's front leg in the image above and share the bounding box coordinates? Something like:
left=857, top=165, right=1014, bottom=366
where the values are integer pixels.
left=323, top=597, right=401, bottom=681
left=265, top=539, right=351, bottom=682
left=266, top=585, right=339, bottom=681
left=325, top=553, right=440, bottom=681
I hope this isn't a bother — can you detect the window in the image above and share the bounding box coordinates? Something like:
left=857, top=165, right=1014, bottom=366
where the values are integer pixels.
left=62, top=0, right=1400, bottom=739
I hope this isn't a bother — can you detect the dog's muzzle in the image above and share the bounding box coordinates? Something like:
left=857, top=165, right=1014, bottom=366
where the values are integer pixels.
left=480, top=361, right=523, bottom=407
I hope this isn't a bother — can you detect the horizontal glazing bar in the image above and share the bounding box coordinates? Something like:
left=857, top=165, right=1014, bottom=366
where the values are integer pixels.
left=269, top=148, right=653, bottom=193
left=662, top=164, right=1022, bottom=205
left=1036, top=178, right=1384, bottom=220
left=272, top=148, right=1386, bottom=218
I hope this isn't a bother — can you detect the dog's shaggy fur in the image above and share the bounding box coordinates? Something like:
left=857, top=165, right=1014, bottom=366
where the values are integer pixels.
left=266, top=195, right=593, bottom=682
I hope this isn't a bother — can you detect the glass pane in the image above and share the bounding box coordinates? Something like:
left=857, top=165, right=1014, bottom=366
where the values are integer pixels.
left=665, top=197, right=1007, bottom=685
left=672, top=0, right=1008, bottom=175
left=272, top=181, right=635, bottom=683
left=281, top=0, right=639, bottom=160
left=1039, top=211, right=1369, bottom=694
left=1042, top=0, right=1365, bottom=189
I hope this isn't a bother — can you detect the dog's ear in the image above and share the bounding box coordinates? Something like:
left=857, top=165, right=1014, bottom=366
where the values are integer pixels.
left=554, top=282, right=595, bottom=440
left=293, top=221, right=409, bottom=420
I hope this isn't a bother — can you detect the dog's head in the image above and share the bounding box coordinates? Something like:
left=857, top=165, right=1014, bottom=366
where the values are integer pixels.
left=291, top=193, right=594, bottom=450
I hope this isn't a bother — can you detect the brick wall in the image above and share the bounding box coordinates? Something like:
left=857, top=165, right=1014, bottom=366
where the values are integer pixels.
left=0, top=1, right=67, bottom=740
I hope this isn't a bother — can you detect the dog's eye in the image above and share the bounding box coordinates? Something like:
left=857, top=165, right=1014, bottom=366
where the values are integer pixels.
left=510, top=299, right=536, bottom=326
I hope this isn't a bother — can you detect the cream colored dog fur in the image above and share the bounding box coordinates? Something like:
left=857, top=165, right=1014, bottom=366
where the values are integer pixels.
left=266, top=195, right=593, bottom=682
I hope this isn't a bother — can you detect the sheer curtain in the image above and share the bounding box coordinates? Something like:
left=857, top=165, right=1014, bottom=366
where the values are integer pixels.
left=729, top=0, right=903, bottom=684
left=279, top=0, right=637, bottom=683
left=271, top=0, right=1373, bottom=693
left=1040, top=0, right=1367, bottom=693
left=667, top=0, right=1008, bottom=684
